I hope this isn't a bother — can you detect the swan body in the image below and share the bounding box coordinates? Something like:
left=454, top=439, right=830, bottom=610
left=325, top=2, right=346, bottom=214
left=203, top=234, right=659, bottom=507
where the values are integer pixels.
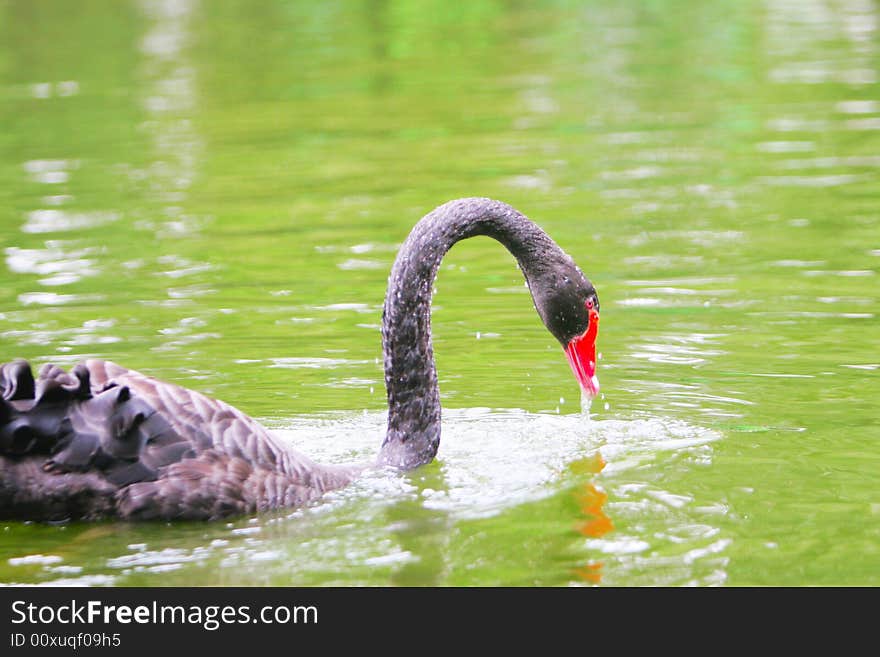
left=0, top=198, right=599, bottom=521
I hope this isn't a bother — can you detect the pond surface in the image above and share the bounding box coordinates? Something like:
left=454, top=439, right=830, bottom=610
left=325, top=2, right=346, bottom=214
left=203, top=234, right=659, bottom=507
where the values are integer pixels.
left=0, top=0, right=878, bottom=586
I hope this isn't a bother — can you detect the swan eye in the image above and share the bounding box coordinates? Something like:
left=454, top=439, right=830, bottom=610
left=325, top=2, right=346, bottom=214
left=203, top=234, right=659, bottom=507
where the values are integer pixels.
left=585, top=298, right=594, bottom=310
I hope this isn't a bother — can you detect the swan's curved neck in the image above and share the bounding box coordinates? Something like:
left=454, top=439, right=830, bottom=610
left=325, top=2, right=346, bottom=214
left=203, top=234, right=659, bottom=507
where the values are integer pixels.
left=378, top=198, right=566, bottom=469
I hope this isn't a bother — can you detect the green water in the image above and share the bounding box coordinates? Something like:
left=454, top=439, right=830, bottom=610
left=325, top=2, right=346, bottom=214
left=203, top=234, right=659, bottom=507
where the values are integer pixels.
left=0, top=0, right=878, bottom=586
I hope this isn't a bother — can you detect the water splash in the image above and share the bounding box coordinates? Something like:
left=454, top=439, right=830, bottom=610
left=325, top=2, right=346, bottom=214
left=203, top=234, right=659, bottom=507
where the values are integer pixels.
left=580, top=389, right=594, bottom=415
left=268, top=408, right=720, bottom=522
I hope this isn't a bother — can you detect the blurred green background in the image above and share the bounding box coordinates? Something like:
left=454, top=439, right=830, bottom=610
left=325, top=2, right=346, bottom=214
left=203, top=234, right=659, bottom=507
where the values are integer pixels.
left=0, top=0, right=878, bottom=585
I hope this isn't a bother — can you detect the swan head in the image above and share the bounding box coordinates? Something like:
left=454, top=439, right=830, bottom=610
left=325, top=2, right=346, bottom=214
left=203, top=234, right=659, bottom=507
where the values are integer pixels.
left=529, top=259, right=600, bottom=399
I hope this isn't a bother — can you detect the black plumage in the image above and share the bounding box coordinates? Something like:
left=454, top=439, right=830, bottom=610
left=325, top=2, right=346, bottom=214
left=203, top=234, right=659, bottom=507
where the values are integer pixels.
left=0, top=198, right=598, bottom=521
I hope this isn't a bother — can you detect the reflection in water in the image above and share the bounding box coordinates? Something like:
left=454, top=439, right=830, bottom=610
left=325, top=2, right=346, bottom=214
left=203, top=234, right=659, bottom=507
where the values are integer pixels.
left=21, top=209, right=120, bottom=234
left=134, top=0, right=215, bottom=351
left=22, top=159, right=76, bottom=185
left=137, top=0, right=201, bottom=216
left=5, top=244, right=99, bottom=286
left=628, top=333, right=726, bottom=366
left=571, top=453, right=613, bottom=585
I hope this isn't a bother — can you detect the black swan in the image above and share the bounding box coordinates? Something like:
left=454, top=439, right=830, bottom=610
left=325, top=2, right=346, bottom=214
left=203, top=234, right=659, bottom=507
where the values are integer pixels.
left=0, top=198, right=600, bottom=521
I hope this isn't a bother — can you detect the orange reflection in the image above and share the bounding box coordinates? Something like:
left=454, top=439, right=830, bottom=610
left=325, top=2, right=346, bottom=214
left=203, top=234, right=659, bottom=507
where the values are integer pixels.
left=574, top=487, right=613, bottom=537
left=570, top=452, right=613, bottom=584
left=572, top=562, right=603, bottom=584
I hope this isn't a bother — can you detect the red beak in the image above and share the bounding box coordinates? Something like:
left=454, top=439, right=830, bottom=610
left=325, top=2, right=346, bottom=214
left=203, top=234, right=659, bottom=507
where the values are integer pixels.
left=565, top=305, right=600, bottom=398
